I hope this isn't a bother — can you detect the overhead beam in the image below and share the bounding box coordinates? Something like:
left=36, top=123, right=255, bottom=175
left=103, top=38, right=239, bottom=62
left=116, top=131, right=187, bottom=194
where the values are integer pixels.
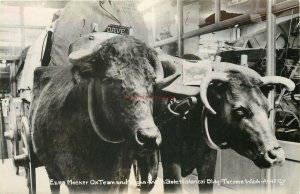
left=1, top=1, right=67, bottom=8
left=153, top=0, right=299, bottom=47
left=272, top=0, right=299, bottom=14
left=153, top=36, right=178, bottom=48
left=177, top=0, right=183, bottom=57
left=0, top=24, right=45, bottom=30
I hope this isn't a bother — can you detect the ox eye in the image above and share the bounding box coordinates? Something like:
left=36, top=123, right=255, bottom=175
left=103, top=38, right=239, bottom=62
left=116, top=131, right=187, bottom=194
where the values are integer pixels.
left=102, top=77, right=114, bottom=86
left=267, top=109, right=273, bottom=118
left=151, top=76, right=157, bottom=84
left=232, top=107, right=247, bottom=119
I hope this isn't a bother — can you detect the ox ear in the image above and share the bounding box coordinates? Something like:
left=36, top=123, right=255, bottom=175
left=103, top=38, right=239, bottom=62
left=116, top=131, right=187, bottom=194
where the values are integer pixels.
left=71, top=62, right=93, bottom=83
left=208, top=83, right=227, bottom=101
left=204, top=83, right=227, bottom=114
left=69, top=41, right=103, bottom=83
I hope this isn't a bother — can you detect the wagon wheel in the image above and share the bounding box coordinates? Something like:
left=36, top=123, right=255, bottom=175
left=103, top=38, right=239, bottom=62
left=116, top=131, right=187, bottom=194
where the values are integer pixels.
left=291, top=92, right=300, bottom=106
left=275, top=109, right=300, bottom=138
left=7, top=100, right=21, bottom=175
left=13, top=124, right=20, bottom=174
left=0, top=102, right=8, bottom=161
left=19, top=116, right=36, bottom=194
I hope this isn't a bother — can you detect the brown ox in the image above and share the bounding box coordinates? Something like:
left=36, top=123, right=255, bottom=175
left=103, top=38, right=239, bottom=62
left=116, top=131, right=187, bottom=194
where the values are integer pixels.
left=30, top=34, right=179, bottom=193
left=155, top=60, right=295, bottom=193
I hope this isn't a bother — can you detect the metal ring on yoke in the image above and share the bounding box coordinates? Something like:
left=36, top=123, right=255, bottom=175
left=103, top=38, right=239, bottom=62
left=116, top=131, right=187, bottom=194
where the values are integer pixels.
left=201, top=107, right=228, bottom=150
left=167, top=103, right=189, bottom=116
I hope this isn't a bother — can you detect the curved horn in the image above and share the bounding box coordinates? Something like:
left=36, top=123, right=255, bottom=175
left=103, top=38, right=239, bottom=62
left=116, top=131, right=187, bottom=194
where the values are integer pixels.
left=69, top=33, right=119, bottom=63
left=212, top=62, right=261, bottom=78
left=88, top=79, right=125, bottom=143
left=153, top=56, right=181, bottom=89
left=69, top=44, right=102, bottom=64
left=261, top=76, right=295, bottom=91
left=153, top=55, right=164, bottom=81
left=200, top=72, right=229, bottom=115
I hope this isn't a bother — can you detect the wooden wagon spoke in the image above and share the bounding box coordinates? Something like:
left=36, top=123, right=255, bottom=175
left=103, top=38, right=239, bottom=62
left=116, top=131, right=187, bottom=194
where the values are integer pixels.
left=13, top=152, right=28, bottom=167
left=281, top=112, right=288, bottom=124
left=286, top=117, right=297, bottom=126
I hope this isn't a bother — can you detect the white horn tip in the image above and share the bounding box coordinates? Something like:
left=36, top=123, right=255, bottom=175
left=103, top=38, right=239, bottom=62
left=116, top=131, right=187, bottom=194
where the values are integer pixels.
left=207, top=108, right=217, bottom=115
left=287, top=83, right=295, bottom=92
left=69, top=49, right=92, bottom=63
left=261, top=76, right=296, bottom=92
left=283, top=78, right=295, bottom=91
left=155, top=73, right=181, bottom=89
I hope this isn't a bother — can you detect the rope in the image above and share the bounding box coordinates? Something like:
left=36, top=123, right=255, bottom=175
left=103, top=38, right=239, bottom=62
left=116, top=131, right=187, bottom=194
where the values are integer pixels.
left=98, top=1, right=121, bottom=25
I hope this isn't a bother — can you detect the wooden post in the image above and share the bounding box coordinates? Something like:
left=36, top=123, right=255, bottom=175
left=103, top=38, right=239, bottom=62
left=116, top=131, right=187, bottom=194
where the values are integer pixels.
left=240, top=54, right=248, bottom=67
left=266, top=0, right=276, bottom=192
left=0, top=104, right=8, bottom=160
left=20, top=6, right=25, bottom=49
left=9, top=62, right=17, bottom=98
left=177, top=0, right=183, bottom=57
left=215, top=0, right=220, bottom=24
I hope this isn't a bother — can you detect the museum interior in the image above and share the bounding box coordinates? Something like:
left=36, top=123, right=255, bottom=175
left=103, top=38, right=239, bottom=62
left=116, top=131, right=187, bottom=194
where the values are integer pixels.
left=0, top=0, right=299, bottom=194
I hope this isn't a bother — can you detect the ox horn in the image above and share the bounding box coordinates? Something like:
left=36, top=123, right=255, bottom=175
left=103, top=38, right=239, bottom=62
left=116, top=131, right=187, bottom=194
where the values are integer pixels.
left=69, top=43, right=102, bottom=63
left=212, top=62, right=261, bottom=78
left=153, top=56, right=181, bottom=89
left=261, top=76, right=295, bottom=91
left=200, top=72, right=229, bottom=115
left=69, top=33, right=119, bottom=63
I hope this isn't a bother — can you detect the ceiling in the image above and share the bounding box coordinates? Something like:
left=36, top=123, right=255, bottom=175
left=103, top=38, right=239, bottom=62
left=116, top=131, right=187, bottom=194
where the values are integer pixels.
left=1, top=0, right=68, bottom=8
left=0, top=1, right=64, bottom=59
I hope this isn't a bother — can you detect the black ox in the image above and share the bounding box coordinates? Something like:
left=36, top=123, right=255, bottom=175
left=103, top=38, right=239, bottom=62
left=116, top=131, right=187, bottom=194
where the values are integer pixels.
left=154, top=56, right=295, bottom=193
left=30, top=34, right=179, bottom=193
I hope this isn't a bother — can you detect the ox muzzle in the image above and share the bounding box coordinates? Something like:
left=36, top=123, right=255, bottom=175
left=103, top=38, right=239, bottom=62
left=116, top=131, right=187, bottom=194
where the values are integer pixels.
left=254, top=146, right=285, bottom=168
left=134, top=121, right=162, bottom=153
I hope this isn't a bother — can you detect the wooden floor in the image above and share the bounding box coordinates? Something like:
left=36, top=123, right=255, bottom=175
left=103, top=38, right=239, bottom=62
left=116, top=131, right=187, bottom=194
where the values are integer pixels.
left=0, top=159, right=236, bottom=194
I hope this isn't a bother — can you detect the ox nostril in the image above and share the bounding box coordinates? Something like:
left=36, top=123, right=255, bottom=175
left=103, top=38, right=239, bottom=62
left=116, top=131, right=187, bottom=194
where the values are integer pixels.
left=135, top=130, right=145, bottom=146
left=135, top=129, right=159, bottom=147
left=258, top=148, right=285, bottom=168
left=274, top=146, right=281, bottom=150
left=156, top=133, right=162, bottom=146
left=267, top=150, right=277, bottom=160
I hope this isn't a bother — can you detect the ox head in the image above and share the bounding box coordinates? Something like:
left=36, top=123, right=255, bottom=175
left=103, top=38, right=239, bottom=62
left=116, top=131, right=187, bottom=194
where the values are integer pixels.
left=198, top=63, right=295, bottom=168
left=68, top=33, right=180, bottom=152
